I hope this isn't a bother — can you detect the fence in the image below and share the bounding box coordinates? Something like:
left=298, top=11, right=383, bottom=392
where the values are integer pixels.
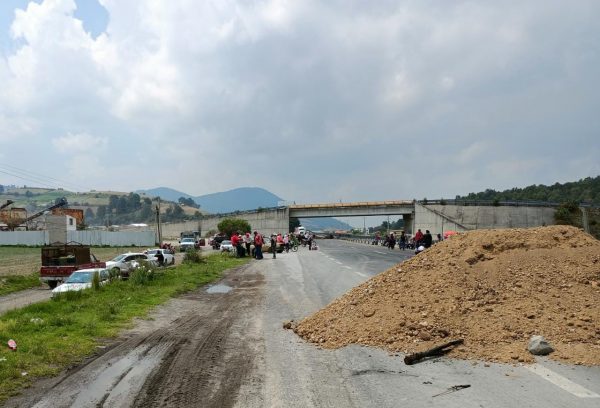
left=0, top=231, right=156, bottom=246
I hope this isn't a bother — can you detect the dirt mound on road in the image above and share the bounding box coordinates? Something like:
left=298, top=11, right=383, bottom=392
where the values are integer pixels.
left=294, top=225, right=600, bottom=365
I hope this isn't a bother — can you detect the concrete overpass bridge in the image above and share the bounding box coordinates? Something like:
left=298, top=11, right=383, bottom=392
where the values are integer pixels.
left=199, top=201, right=416, bottom=237
left=198, top=199, right=560, bottom=238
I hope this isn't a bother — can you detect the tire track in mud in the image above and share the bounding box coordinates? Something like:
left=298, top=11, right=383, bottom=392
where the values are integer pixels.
left=5, top=265, right=265, bottom=408
left=132, top=272, right=264, bottom=408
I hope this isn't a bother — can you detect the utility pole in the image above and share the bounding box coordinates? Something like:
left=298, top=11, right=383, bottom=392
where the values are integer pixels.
left=155, top=197, right=162, bottom=245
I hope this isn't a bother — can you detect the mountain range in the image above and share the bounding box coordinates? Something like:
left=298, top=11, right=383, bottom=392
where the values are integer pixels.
left=138, top=186, right=353, bottom=231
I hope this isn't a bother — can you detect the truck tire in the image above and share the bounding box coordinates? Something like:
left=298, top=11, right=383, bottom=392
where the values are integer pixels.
left=48, top=281, right=58, bottom=289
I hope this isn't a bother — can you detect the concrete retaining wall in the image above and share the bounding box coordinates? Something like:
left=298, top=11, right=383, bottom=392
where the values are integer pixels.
left=415, top=204, right=556, bottom=236
left=201, top=208, right=290, bottom=237
left=158, top=221, right=202, bottom=240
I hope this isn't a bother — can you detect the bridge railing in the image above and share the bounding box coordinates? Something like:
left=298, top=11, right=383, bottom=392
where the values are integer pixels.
left=418, top=199, right=598, bottom=208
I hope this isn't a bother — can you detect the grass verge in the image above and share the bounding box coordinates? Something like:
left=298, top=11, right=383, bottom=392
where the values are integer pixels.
left=0, top=274, right=42, bottom=297
left=0, top=253, right=249, bottom=402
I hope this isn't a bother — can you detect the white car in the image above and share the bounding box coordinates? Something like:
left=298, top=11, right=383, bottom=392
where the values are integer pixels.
left=51, top=268, right=110, bottom=297
left=219, top=240, right=234, bottom=252
left=179, top=238, right=197, bottom=252
left=145, top=248, right=175, bottom=266
left=105, top=252, right=154, bottom=277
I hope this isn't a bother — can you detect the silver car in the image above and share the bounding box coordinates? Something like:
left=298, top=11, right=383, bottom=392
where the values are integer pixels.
left=105, top=252, right=154, bottom=277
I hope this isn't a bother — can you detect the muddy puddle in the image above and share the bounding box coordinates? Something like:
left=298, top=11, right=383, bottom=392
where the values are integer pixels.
left=206, top=284, right=233, bottom=294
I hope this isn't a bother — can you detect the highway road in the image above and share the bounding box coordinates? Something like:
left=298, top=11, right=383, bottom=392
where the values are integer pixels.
left=7, top=239, right=600, bottom=407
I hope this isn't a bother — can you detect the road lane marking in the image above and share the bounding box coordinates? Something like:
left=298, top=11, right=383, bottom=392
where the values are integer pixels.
left=354, top=271, right=368, bottom=278
left=374, top=251, right=386, bottom=255
left=525, top=364, right=600, bottom=398
left=335, top=261, right=343, bottom=265
left=343, top=266, right=352, bottom=270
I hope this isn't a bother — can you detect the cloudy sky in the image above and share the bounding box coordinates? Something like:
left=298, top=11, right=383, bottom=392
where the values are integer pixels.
left=0, top=0, right=599, bottom=204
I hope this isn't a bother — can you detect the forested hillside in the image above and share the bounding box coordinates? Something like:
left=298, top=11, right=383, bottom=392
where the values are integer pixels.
left=456, top=176, right=600, bottom=205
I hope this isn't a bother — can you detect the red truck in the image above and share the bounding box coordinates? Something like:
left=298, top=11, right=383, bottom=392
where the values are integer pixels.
left=40, top=244, right=105, bottom=288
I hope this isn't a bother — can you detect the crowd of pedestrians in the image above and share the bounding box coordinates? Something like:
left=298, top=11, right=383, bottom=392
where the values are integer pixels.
left=227, top=231, right=309, bottom=260
left=376, top=228, right=443, bottom=252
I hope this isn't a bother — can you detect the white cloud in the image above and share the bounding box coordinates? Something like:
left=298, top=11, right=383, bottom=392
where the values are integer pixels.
left=0, top=0, right=598, bottom=199
left=52, top=132, right=107, bottom=153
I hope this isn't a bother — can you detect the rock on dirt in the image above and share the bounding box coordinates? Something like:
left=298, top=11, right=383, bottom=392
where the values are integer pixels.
left=294, top=226, right=600, bottom=365
left=528, top=335, right=554, bottom=356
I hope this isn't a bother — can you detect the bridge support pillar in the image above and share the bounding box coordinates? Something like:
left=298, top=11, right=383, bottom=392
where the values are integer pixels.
left=403, top=213, right=414, bottom=235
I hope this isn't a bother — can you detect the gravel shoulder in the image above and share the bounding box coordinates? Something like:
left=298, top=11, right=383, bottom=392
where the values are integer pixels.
left=0, top=287, right=51, bottom=315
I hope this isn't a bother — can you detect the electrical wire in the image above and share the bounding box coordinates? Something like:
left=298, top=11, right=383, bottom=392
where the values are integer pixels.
left=0, top=162, right=92, bottom=192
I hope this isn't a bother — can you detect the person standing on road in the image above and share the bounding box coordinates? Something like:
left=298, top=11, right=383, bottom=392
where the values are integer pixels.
left=283, top=234, right=290, bottom=252
left=399, top=231, right=407, bottom=250
left=231, top=231, right=241, bottom=257
left=244, top=232, right=252, bottom=257
left=253, top=231, right=264, bottom=259
left=270, top=234, right=277, bottom=259
left=308, top=233, right=314, bottom=250
left=423, top=230, right=433, bottom=248
left=414, top=229, right=424, bottom=246
left=389, top=232, right=396, bottom=250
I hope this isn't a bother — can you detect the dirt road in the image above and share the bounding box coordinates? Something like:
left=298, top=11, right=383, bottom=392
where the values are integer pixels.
left=0, top=287, right=51, bottom=315
left=5, top=263, right=265, bottom=408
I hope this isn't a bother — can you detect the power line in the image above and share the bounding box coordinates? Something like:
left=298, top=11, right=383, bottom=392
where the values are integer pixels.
left=0, top=162, right=92, bottom=191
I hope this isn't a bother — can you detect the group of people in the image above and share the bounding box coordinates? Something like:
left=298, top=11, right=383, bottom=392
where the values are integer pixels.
left=230, top=231, right=303, bottom=259
left=376, top=229, right=441, bottom=252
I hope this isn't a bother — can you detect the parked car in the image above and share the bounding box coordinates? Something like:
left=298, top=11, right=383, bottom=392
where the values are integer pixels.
left=145, top=248, right=175, bottom=266
left=219, top=240, right=234, bottom=252
left=105, top=252, right=154, bottom=278
left=210, top=234, right=228, bottom=249
left=179, top=237, right=198, bottom=252
left=51, top=268, right=110, bottom=297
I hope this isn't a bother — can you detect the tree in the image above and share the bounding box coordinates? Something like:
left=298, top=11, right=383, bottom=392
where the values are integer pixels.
left=217, top=218, right=252, bottom=237
left=172, top=204, right=184, bottom=218
left=178, top=197, right=199, bottom=208
left=289, top=217, right=300, bottom=232
left=84, top=208, right=95, bottom=221
left=96, top=205, right=107, bottom=220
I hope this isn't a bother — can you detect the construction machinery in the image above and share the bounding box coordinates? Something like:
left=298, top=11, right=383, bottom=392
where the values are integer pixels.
left=0, top=198, right=68, bottom=230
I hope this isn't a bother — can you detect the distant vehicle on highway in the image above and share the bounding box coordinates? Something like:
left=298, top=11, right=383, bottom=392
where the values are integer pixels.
left=51, top=268, right=110, bottom=297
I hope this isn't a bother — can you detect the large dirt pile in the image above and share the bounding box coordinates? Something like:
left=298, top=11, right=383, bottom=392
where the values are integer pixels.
left=294, top=226, right=600, bottom=365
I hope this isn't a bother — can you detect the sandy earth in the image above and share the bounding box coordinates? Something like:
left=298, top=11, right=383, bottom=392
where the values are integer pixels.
left=294, top=226, right=600, bottom=365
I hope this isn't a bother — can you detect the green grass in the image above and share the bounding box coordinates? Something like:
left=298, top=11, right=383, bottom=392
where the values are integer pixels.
left=0, top=274, right=42, bottom=296
left=0, top=254, right=249, bottom=402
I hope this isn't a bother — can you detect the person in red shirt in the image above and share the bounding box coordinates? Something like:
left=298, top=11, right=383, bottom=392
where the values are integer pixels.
left=414, top=229, right=424, bottom=246
left=253, top=231, right=264, bottom=259
left=231, top=231, right=241, bottom=257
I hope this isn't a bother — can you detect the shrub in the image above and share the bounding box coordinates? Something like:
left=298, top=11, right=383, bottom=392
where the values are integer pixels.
left=92, top=271, right=101, bottom=291
left=183, top=248, right=205, bottom=264
left=130, top=265, right=156, bottom=285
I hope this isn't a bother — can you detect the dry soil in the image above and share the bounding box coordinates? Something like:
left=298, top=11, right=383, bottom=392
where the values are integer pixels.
left=294, top=225, right=600, bottom=365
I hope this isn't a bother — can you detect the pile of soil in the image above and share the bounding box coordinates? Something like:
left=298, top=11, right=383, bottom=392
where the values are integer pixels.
left=294, top=226, right=600, bottom=365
